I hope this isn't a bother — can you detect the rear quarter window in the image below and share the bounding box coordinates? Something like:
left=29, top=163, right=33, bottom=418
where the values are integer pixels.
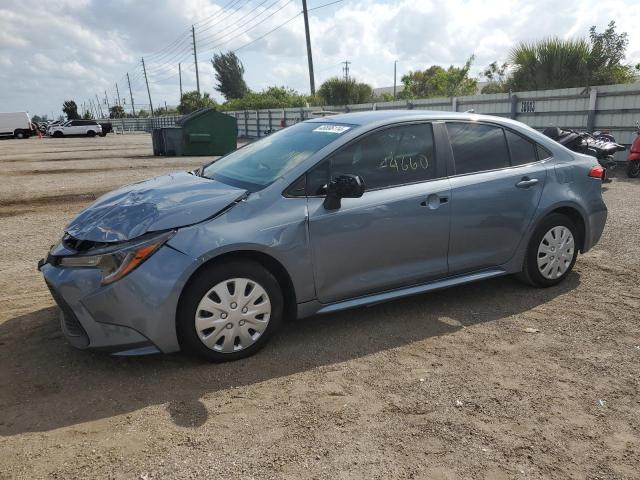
left=536, top=144, right=552, bottom=160
left=505, top=130, right=537, bottom=165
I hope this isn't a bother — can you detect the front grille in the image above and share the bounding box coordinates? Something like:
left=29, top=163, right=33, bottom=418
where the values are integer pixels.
left=45, top=282, right=89, bottom=343
left=62, top=233, right=110, bottom=253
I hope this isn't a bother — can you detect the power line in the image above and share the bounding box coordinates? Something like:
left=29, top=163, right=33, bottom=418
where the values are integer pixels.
left=197, top=0, right=289, bottom=48
left=96, top=0, right=345, bottom=115
left=233, top=10, right=300, bottom=52
left=196, top=0, right=248, bottom=34
left=199, top=0, right=294, bottom=53
left=307, top=0, right=344, bottom=11
left=194, top=0, right=245, bottom=27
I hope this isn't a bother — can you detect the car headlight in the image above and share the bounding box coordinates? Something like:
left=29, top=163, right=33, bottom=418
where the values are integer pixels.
left=57, top=230, right=175, bottom=285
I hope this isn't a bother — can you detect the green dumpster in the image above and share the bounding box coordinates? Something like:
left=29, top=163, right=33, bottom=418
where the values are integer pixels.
left=152, top=108, right=237, bottom=157
left=178, top=108, right=237, bottom=156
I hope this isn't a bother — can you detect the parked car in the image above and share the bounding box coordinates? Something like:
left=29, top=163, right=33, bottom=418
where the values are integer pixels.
left=48, top=120, right=102, bottom=137
left=627, top=122, right=640, bottom=178
left=38, top=111, right=607, bottom=361
left=99, top=122, right=113, bottom=136
left=0, top=111, right=33, bottom=139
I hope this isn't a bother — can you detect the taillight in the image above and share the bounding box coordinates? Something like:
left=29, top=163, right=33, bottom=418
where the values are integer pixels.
left=588, top=165, right=605, bottom=180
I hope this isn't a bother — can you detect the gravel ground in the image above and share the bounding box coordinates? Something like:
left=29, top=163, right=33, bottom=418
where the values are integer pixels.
left=0, top=134, right=639, bottom=479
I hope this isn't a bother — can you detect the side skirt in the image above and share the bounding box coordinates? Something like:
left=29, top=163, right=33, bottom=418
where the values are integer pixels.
left=297, top=268, right=507, bottom=318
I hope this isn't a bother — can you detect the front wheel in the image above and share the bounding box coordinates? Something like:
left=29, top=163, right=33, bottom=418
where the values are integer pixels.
left=627, top=161, right=640, bottom=178
left=177, top=259, right=283, bottom=362
left=517, top=214, right=578, bottom=287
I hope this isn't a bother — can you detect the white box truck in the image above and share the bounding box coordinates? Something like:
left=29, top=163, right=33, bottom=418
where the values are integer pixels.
left=0, top=112, right=33, bottom=139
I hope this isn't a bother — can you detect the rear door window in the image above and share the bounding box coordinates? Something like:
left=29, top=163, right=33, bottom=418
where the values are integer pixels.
left=505, top=130, right=537, bottom=165
left=447, top=122, right=510, bottom=175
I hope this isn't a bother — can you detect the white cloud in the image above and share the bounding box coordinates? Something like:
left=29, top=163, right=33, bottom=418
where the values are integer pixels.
left=1, top=0, right=639, bottom=116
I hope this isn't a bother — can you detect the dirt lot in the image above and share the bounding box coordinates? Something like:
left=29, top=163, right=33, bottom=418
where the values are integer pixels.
left=0, top=134, right=639, bottom=479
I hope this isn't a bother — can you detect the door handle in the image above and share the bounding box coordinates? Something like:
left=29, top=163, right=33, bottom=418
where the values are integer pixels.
left=516, top=177, right=539, bottom=188
left=420, top=194, right=449, bottom=209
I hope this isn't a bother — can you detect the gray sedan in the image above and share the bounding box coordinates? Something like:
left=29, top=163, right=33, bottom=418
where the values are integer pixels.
left=39, top=111, right=607, bottom=361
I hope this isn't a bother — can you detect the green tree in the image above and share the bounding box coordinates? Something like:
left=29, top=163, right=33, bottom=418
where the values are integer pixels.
left=481, top=61, right=510, bottom=94
left=588, top=21, right=636, bottom=85
left=220, top=86, right=313, bottom=111
left=62, top=100, right=80, bottom=120
left=137, top=109, right=150, bottom=118
left=211, top=52, right=249, bottom=100
left=509, top=38, right=592, bottom=90
left=154, top=106, right=179, bottom=116
left=109, top=105, right=125, bottom=118
left=31, top=114, right=42, bottom=122
left=508, top=21, right=637, bottom=91
left=178, top=90, right=217, bottom=114
left=82, top=110, right=94, bottom=120
left=401, top=56, right=477, bottom=99
left=317, top=77, right=373, bottom=105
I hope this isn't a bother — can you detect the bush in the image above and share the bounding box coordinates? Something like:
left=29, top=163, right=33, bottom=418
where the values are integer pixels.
left=317, top=78, right=373, bottom=106
left=219, top=87, right=314, bottom=111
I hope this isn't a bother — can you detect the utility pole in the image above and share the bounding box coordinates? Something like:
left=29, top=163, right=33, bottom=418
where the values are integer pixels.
left=116, top=83, right=122, bottom=106
left=301, top=0, right=315, bottom=95
left=393, top=60, right=397, bottom=100
left=88, top=99, right=96, bottom=119
left=179, top=63, right=183, bottom=101
left=126, top=72, right=136, bottom=117
left=104, top=90, right=110, bottom=112
left=141, top=57, right=154, bottom=116
left=95, top=94, right=104, bottom=118
left=342, top=60, right=351, bottom=81
left=192, top=25, right=200, bottom=95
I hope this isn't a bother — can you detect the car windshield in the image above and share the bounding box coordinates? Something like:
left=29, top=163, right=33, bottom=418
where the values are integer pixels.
left=202, top=121, right=353, bottom=190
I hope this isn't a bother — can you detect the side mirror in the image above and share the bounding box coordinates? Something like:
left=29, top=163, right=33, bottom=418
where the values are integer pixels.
left=323, top=174, right=365, bottom=210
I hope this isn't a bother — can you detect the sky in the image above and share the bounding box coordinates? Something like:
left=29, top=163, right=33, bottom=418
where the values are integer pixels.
left=1, top=0, right=640, bottom=119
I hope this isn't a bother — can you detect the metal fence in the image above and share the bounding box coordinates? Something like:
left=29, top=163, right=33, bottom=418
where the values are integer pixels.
left=96, top=115, right=183, bottom=132
left=100, top=82, right=640, bottom=150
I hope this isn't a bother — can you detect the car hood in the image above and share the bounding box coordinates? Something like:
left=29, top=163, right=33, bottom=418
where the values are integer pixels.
left=65, top=171, right=248, bottom=242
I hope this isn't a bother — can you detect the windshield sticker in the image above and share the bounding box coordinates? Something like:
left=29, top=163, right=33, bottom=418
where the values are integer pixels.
left=313, top=125, right=350, bottom=134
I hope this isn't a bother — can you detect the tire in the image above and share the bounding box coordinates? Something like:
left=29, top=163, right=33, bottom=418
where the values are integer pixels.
left=627, top=161, right=640, bottom=178
left=14, top=130, right=25, bottom=139
left=87, top=130, right=96, bottom=137
left=517, top=213, right=579, bottom=287
left=177, top=259, right=284, bottom=362
left=53, top=131, right=63, bottom=138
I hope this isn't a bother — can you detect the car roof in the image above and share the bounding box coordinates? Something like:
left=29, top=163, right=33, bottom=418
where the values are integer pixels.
left=307, top=109, right=519, bottom=128
left=305, top=109, right=555, bottom=145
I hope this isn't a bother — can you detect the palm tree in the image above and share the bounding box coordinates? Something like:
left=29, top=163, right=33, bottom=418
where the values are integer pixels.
left=508, top=38, right=591, bottom=91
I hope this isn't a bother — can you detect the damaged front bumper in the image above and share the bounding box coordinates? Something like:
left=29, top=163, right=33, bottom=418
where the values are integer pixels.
left=39, top=243, right=197, bottom=355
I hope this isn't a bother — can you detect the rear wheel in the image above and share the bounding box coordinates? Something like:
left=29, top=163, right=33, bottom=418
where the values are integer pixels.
left=14, top=130, right=25, bottom=139
left=87, top=130, right=96, bottom=137
left=177, top=259, right=283, bottom=362
left=627, top=161, right=640, bottom=178
left=53, top=131, right=63, bottom=138
left=517, top=213, right=578, bottom=287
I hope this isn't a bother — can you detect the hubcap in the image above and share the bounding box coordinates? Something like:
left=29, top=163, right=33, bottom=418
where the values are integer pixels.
left=195, top=278, right=271, bottom=353
left=537, top=226, right=574, bottom=279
